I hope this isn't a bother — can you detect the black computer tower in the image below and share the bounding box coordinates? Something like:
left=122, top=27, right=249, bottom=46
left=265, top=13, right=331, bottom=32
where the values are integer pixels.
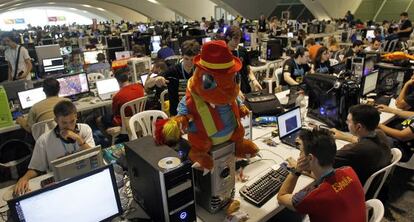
left=125, top=136, right=196, bottom=222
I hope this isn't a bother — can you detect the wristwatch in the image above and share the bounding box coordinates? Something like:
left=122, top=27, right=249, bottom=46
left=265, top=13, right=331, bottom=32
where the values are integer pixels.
left=288, top=167, right=302, bottom=177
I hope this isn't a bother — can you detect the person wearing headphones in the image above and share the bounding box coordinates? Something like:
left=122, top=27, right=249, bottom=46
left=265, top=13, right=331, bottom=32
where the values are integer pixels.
left=14, top=100, right=95, bottom=195
left=87, top=52, right=110, bottom=74
left=225, top=26, right=262, bottom=94
left=281, top=47, right=310, bottom=86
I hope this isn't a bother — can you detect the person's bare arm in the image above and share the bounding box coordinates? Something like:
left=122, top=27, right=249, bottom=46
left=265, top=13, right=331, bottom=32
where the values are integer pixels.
left=7, top=61, right=12, bottom=80
left=19, top=58, right=32, bottom=79
left=283, top=72, right=299, bottom=85
left=377, top=104, right=414, bottom=119
left=396, top=80, right=414, bottom=110
left=378, top=124, right=414, bottom=141
left=14, top=169, right=38, bottom=195
left=247, top=66, right=262, bottom=91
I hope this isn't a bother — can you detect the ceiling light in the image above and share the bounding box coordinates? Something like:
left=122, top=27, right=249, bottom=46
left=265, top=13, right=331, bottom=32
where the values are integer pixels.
left=8, top=7, right=16, bottom=11
left=82, top=4, right=92, bottom=8
left=48, top=2, right=56, bottom=4
left=147, top=0, right=159, bottom=4
left=82, top=10, right=88, bottom=13
left=69, top=8, right=78, bottom=11
left=97, top=7, right=105, bottom=11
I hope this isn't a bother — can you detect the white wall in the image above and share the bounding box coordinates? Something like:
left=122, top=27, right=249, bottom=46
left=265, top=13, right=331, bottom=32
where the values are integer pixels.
left=0, top=7, right=105, bottom=31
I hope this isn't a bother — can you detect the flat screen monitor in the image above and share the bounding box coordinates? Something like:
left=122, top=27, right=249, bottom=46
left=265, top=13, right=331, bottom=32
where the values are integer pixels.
left=151, top=35, right=162, bottom=53
left=96, top=78, right=120, bottom=96
left=273, top=37, right=288, bottom=48
left=18, top=87, right=46, bottom=110
left=50, top=145, right=104, bottom=181
left=7, top=165, right=122, bottom=222
left=363, top=55, right=376, bottom=76
left=43, top=57, right=64, bottom=73
left=35, top=44, right=61, bottom=66
left=60, top=46, right=72, bottom=56
left=57, top=73, right=89, bottom=98
left=138, top=24, right=147, bottom=32
left=115, top=51, right=131, bottom=60
left=361, top=70, right=379, bottom=96
left=83, top=50, right=104, bottom=64
left=202, top=37, right=211, bottom=44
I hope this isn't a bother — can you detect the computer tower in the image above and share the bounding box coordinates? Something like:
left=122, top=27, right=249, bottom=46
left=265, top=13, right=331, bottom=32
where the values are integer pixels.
left=127, top=57, right=151, bottom=83
left=193, top=142, right=235, bottom=214
left=266, top=39, right=283, bottom=61
left=125, top=136, right=196, bottom=222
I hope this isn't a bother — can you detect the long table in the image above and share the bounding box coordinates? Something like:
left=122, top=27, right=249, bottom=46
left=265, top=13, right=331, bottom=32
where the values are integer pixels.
left=0, top=90, right=398, bottom=222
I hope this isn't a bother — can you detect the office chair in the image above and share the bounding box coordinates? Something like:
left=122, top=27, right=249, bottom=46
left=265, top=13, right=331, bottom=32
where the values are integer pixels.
left=363, top=148, right=402, bottom=199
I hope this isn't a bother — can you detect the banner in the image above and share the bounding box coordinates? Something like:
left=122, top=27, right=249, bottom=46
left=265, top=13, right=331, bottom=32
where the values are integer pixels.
left=48, top=17, right=57, bottom=22
left=57, top=16, right=66, bottom=21
left=4, top=19, right=14, bottom=24
left=14, top=18, right=25, bottom=24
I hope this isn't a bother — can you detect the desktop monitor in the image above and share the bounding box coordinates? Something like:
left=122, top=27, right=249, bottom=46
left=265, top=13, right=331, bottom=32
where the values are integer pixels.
left=115, top=51, right=132, bottom=60
left=287, top=32, right=294, bottom=38
left=43, top=57, right=64, bottom=73
left=57, top=73, right=90, bottom=98
left=151, top=35, right=162, bottom=53
left=138, top=24, right=147, bottom=32
left=273, top=37, right=288, bottom=49
left=50, top=145, right=104, bottom=181
left=8, top=165, right=122, bottom=222
left=35, top=44, right=61, bottom=66
left=18, top=87, right=46, bottom=110
left=266, top=39, right=283, bottom=60
left=60, top=46, right=72, bottom=56
left=83, top=50, right=104, bottom=64
left=361, top=70, right=379, bottom=96
left=363, top=55, right=377, bottom=76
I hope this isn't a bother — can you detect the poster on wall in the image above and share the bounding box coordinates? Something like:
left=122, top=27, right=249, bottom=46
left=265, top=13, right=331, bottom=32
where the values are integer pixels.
left=15, top=18, right=25, bottom=24
left=57, top=16, right=66, bottom=21
left=4, top=19, right=14, bottom=24
left=48, top=17, right=57, bottom=22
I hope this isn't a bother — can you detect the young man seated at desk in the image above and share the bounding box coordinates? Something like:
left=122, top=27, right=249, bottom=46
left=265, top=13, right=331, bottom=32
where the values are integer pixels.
left=278, top=129, right=366, bottom=222
left=281, top=47, right=310, bottom=86
left=330, top=104, right=391, bottom=185
left=16, top=78, right=68, bottom=133
left=97, top=67, right=145, bottom=129
left=14, top=101, right=95, bottom=195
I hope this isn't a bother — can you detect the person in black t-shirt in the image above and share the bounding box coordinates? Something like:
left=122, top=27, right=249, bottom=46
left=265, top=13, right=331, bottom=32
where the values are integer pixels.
left=396, top=72, right=414, bottom=110
left=281, top=47, right=310, bottom=86
left=398, top=12, right=413, bottom=41
left=145, top=40, right=200, bottom=116
left=225, top=26, right=262, bottom=94
left=331, top=104, right=391, bottom=185
left=343, top=40, right=364, bottom=61
left=312, top=47, right=334, bottom=74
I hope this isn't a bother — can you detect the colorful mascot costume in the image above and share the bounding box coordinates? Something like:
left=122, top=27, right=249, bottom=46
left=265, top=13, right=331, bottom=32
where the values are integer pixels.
left=155, top=40, right=258, bottom=170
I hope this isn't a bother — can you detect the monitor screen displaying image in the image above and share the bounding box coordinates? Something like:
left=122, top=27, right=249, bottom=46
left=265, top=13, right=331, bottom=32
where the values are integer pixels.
left=115, top=51, right=131, bottom=60
left=43, top=57, right=64, bottom=73
left=151, top=35, right=162, bottom=53
left=57, top=73, right=89, bottom=97
left=18, top=87, right=47, bottom=110
left=60, top=46, right=72, bottom=56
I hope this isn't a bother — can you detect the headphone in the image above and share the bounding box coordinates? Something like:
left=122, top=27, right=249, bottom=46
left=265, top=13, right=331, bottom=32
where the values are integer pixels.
left=54, top=124, right=80, bottom=144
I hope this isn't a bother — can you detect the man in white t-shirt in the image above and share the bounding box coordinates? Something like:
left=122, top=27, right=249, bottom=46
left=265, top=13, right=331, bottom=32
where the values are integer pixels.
left=14, top=100, right=95, bottom=195
left=2, top=33, right=32, bottom=80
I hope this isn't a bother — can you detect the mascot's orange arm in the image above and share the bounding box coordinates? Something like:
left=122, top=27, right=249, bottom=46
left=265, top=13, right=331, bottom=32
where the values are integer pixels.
left=239, top=105, right=250, bottom=119
left=382, top=52, right=414, bottom=60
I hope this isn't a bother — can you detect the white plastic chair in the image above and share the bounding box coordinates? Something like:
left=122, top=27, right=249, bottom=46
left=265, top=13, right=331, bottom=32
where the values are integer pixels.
left=366, top=199, right=384, bottom=222
left=329, top=58, right=339, bottom=66
left=396, top=153, right=414, bottom=170
left=363, top=148, right=402, bottom=199
left=87, top=73, right=105, bottom=83
left=106, top=96, right=147, bottom=144
left=128, top=110, right=168, bottom=140
left=31, top=119, right=57, bottom=141
left=160, top=89, right=169, bottom=115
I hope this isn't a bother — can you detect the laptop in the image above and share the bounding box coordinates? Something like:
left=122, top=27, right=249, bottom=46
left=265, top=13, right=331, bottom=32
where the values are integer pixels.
left=140, top=73, right=157, bottom=84
left=96, top=78, right=120, bottom=101
left=277, top=107, right=302, bottom=148
left=17, top=87, right=47, bottom=112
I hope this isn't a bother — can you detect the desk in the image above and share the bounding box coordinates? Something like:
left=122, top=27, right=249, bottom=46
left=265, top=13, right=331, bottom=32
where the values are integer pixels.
left=0, top=97, right=112, bottom=134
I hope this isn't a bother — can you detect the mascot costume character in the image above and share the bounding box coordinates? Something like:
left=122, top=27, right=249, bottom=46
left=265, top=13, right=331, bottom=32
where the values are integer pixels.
left=155, top=40, right=258, bottom=172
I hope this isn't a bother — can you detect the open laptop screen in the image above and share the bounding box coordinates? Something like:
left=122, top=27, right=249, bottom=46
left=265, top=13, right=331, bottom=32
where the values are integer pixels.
left=277, top=107, right=302, bottom=138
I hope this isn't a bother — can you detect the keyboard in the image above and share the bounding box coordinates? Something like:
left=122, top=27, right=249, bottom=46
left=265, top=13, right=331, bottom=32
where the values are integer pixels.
left=239, top=166, right=289, bottom=207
